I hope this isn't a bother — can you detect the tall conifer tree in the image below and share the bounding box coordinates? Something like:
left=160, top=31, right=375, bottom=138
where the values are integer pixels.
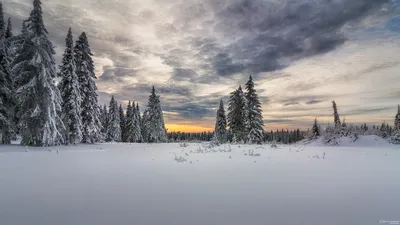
left=11, top=0, right=64, bottom=146
left=214, top=99, right=227, bottom=144
left=59, top=28, right=82, bottom=144
left=74, top=32, right=101, bottom=143
left=106, top=96, right=121, bottom=142
left=0, top=3, right=15, bottom=144
left=227, top=86, right=247, bottom=143
left=245, top=75, right=264, bottom=144
left=143, top=87, right=167, bottom=143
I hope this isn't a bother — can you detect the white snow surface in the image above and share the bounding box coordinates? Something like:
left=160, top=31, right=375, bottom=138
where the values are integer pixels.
left=0, top=140, right=399, bottom=225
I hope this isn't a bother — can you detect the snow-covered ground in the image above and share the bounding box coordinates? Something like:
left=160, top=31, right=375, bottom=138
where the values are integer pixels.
left=0, top=136, right=399, bottom=225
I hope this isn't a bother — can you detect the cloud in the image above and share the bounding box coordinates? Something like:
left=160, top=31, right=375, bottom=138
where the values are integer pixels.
left=3, top=0, right=398, bottom=130
left=283, top=102, right=300, bottom=107
left=306, top=100, right=325, bottom=105
left=344, top=107, right=393, bottom=116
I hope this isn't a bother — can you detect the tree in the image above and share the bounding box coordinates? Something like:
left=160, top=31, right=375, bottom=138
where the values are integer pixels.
left=332, top=100, right=341, bottom=128
left=125, top=101, right=134, bottom=142
left=227, top=86, right=247, bottom=143
left=395, top=105, right=400, bottom=130
left=74, top=32, right=101, bottom=143
left=143, top=87, right=167, bottom=143
left=100, top=104, right=108, bottom=138
left=119, top=104, right=126, bottom=142
left=214, top=99, right=227, bottom=144
left=11, top=0, right=64, bottom=146
left=133, top=102, right=143, bottom=142
left=106, top=96, right=121, bottom=142
left=126, top=101, right=142, bottom=143
left=59, top=28, right=82, bottom=144
left=5, top=17, right=12, bottom=39
left=0, top=3, right=15, bottom=144
left=245, top=75, right=264, bottom=144
left=311, top=118, right=320, bottom=138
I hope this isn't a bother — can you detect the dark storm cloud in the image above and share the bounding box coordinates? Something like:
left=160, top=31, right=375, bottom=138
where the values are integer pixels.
left=200, top=0, right=389, bottom=76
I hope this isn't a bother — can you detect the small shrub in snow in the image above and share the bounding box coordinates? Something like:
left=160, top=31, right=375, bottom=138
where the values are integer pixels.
left=174, top=153, right=187, bottom=163
left=248, top=149, right=261, bottom=157
left=179, top=142, right=189, bottom=148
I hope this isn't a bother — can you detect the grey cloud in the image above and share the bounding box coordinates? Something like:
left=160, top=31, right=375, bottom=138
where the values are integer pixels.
left=171, top=68, right=198, bottom=81
left=264, top=119, right=293, bottom=123
left=99, top=66, right=137, bottom=82
left=306, top=100, right=325, bottom=105
left=163, top=103, right=215, bottom=119
left=344, top=107, right=393, bottom=116
left=205, top=0, right=389, bottom=76
left=283, top=102, right=300, bottom=107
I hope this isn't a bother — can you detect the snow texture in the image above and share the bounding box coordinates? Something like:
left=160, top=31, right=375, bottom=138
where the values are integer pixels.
left=0, top=138, right=398, bottom=225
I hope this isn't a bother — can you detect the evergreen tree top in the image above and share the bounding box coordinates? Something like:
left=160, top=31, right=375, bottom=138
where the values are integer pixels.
left=219, top=99, right=224, bottom=110
left=66, top=28, right=73, bottom=47
left=246, top=75, right=254, bottom=88
left=5, top=17, right=12, bottom=39
left=27, top=0, right=48, bottom=36
left=0, top=3, right=4, bottom=38
left=21, top=21, right=27, bottom=34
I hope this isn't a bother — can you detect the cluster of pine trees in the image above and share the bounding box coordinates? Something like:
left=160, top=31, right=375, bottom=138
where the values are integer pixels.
left=214, top=75, right=265, bottom=144
left=0, top=0, right=105, bottom=146
left=0, top=0, right=76, bottom=146
left=99, top=87, right=167, bottom=143
left=0, top=0, right=169, bottom=146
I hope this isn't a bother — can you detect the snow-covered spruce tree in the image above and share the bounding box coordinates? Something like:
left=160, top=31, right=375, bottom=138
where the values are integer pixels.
left=119, top=104, right=127, bottom=142
left=143, top=87, right=167, bottom=143
left=133, top=102, right=142, bottom=142
left=5, top=17, right=12, bottom=39
left=74, top=32, right=101, bottom=143
left=100, top=104, right=108, bottom=139
left=125, top=101, right=134, bottom=142
left=106, top=96, right=121, bottom=142
left=58, top=28, right=82, bottom=145
left=141, top=109, right=148, bottom=143
left=11, top=0, right=64, bottom=146
left=395, top=105, right=400, bottom=131
left=311, top=118, right=320, bottom=139
left=0, top=3, right=15, bottom=144
left=227, top=86, right=247, bottom=143
left=332, top=100, right=341, bottom=129
left=214, top=99, right=227, bottom=144
left=245, top=75, right=264, bottom=144
left=126, top=101, right=143, bottom=143
left=391, top=105, right=400, bottom=144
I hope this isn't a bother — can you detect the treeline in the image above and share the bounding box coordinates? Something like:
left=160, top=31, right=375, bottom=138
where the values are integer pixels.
left=167, top=131, right=215, bottom=142
left=167, top=129, right=305, bottom=144
left=311, top=102, right=400, bottom=144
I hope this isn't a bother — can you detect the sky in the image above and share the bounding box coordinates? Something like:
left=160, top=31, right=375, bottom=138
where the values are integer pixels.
left=3, top=0, right=400, bottom=132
